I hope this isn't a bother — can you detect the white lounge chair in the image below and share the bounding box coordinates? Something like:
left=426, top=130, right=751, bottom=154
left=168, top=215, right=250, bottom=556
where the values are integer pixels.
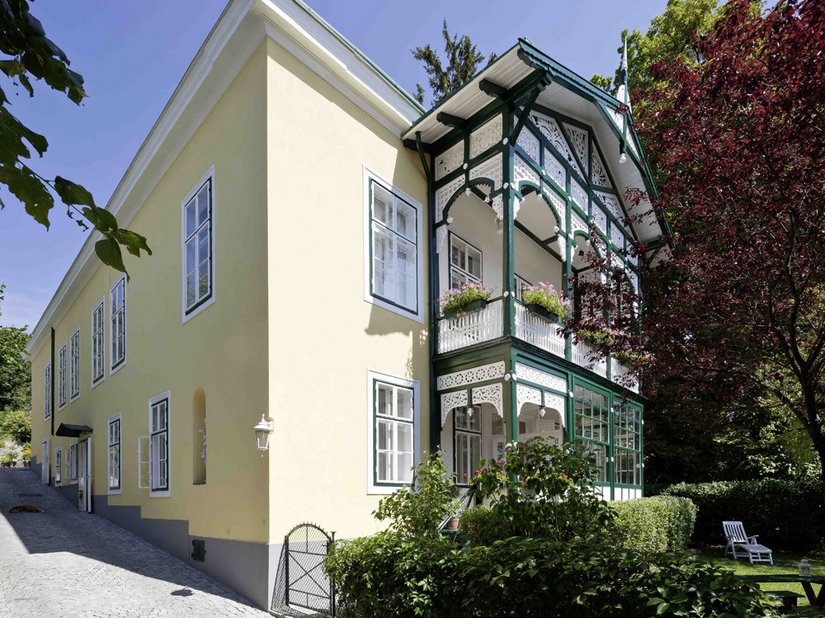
left=723, top=520, right=773, bottom=565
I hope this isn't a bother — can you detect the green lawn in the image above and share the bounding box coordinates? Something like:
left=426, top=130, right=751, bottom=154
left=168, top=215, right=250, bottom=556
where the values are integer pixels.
left=696, top=548, right=825, bottom=612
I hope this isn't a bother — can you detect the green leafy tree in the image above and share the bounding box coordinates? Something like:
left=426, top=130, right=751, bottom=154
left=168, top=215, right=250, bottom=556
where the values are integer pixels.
left=590, top=0, right=719, bottom=95
left=0, top=0, right=151, bottom=274
left=0, top=409, right=30, bottom=442
left=0, top=284, right=30, bottom=411
left=412, top=20, right=496, bottom=107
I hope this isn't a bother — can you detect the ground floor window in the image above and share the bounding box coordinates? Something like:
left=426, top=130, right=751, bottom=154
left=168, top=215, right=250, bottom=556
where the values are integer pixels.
left=613, top=403, right=642, bottom=486
left=150, top=396, right=169, bottom=492
left=573, top=384, right=610, bottom=483
left=374, top=379, right=414, bottom=485
left=454, top=406, right=482, bottom=485
left=54, top=449, right=62, bottom=485
left=108, top=416, right=121, bottom=491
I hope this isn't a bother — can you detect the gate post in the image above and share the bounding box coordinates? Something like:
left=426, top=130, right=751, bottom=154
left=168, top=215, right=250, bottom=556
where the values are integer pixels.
left=283, top=533, right=290, bottom=608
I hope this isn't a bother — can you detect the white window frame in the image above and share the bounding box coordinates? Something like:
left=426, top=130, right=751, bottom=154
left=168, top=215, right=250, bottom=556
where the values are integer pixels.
left=181, top=167, right=216, bottom=323
left=147, top=391, right=171, bottom=497
left=90, top=298, right=105, bottom=388
left=110, top=276, right=127, bottom=374
left=363, top=168, right=424, bottom=323
left=43, top=362, right=52, bottom=420
left=454, top=406, right=482, bottom=486
left=107, top=414, right=122, bottom=494
left=514, top=274, right=531, bottom=302
left=366, top=370, right=420, bottom=494
left=69, top=328, right=80, bottom=401
left=57, top=342, right=67, bottom=410
left=448, top=233, right=483, bottom=289
left=69, top=441, right=78, bottom=483
left=54, top=448, right=62, bottom=485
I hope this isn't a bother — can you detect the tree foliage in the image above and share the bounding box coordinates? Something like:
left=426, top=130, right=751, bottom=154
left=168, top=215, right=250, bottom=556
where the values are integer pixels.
left=0, top=409, right=30, bottom=442
left=637, top=0, right=825, bottom=490
left=0, top=284, right=30, bottom=411
left=412, top=20, right=495, bottom=107
left=590, top=0, right=719, bottom=95
left=0, top=0, right=150, bottom=274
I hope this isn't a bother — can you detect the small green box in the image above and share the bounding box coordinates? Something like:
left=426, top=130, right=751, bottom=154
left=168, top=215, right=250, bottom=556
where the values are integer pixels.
left=191, top=538, right=206, bottom=562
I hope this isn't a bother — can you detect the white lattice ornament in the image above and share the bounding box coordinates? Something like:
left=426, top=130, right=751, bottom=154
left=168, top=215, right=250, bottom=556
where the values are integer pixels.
left=470, top=115, right=502, bottom=159
left=571, top=178, right=587, bottom=209
left=514, top=155, right=540, bottom=190
left=435, top=141, right=464, bottom=181
left=590, top=149, right=610, bottom=187
left=435, top=175, right=465, bottom=222
left=563, top=123, right=589, bottom=170
left=436, top=361, right=506, bottom=391
left=472, top=383, right=503, bottom=419
left=530, top=112, right=583, bottom=178
left=517, top=384, right=541, bottom=412
left=544, top=393, right=566, bottom=423
left=514, top=363, right=567, bottom=392
left=516, top=128, right=540, bottom=164
left=440, top=390, right=468, bottom=427
left=469, top=153, right=503, bottom=193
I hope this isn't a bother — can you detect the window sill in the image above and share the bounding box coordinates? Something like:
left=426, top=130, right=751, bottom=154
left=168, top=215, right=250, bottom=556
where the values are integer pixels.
left=149, top=490, right=171, bottom=498
left=109, top=361, right=126, bottom=377
left=182, top=295, right=215, bottom=324
left=108, top=488, right=122, bottom=496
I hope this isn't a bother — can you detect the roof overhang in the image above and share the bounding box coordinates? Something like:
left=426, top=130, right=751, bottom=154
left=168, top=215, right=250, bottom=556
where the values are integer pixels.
left=26, top=0, right=423, bottom=356
left=56, top=423, right=94, bottom=438
left=403, top=39, right=673, bottom=253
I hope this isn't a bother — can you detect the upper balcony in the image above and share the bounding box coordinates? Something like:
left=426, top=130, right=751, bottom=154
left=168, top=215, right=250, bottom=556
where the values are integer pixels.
left=428, top=106, right=642, bottom=393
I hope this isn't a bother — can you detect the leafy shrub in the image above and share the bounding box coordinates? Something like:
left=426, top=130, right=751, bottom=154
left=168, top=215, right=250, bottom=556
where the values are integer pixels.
left=327, top=440, right=776, bottom=617
left=612, top=496, right=697, bottom=554
left=471, top=438, right=613, bottom=542
left=521, top=282, right=570, bottom=318
left=372, top=453, right=458, bottom=538
left=439, top=282, right=491, bottom=314
left=661, top=478, right=825, bottom=551
left=0, top=410, right=30, bottom=443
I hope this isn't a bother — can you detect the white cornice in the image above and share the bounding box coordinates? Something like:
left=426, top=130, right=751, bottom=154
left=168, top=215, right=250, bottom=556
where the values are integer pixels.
left=27, top=0, right=422, bottom=354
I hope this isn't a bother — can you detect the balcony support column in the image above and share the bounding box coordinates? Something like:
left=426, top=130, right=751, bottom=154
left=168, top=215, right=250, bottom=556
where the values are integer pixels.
left=502, top=106, right=516, bottom=338
left=563, top=194, right=573, bottom=362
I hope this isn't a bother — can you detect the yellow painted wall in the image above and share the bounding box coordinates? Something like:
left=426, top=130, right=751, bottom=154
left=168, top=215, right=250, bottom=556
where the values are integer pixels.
left=30, top=44, right=271, bottom=543
left=264, top=38, right=430, bottom=541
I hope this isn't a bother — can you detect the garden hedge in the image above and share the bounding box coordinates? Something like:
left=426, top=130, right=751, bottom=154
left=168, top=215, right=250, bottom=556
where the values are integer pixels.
left=660, top=478, right=825, bottom=551
left=611, top=496, right=697, bottom=554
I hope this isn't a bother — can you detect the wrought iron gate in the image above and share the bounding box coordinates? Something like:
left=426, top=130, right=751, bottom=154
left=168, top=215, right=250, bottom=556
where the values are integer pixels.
left=284, top=523, right=336, bottom=616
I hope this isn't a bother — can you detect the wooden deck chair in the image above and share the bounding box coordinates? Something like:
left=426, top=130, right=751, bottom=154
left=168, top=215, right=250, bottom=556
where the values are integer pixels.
left=723, top=521, right=773, bottom=565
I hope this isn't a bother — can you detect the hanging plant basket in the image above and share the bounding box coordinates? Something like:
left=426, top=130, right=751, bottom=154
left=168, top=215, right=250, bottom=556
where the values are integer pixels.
left=525, top=302, right=563, bottom=322
left=440, top=283, right=493, bottom=318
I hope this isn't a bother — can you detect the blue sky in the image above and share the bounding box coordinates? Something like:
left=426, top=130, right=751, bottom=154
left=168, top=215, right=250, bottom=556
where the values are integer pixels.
left=0, top=0, right=668, bottom=330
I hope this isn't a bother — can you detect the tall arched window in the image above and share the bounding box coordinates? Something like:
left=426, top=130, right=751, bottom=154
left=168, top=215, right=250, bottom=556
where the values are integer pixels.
left=193, top=388, right=206, bottom=485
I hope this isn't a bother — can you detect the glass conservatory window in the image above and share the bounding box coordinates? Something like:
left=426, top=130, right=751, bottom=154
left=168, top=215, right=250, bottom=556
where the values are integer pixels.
left=574, top=384, right=610, bottom=483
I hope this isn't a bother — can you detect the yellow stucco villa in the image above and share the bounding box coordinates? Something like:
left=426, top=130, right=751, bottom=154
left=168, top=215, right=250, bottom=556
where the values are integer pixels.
left=28, top=0, right=667, bottom=611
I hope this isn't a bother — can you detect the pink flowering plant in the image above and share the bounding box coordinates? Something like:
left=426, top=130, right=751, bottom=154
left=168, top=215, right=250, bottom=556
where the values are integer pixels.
left=521, top=282, right=570, bottom=319
left=439, top=281, right=491, bottom=315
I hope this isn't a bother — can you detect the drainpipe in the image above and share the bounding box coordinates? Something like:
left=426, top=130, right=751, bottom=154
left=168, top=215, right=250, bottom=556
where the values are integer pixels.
left=50, top=327, right=55, bottom=437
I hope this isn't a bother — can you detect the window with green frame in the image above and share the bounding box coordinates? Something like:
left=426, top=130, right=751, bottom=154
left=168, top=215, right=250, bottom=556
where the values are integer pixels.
left=613, top=404, right=641, bottom=486
left=454, top=406, right=481, bottom=486
left=573, top=384, right=610, bottom=483
left=374, top=380, right=414, bottom=485
left=369, top=179, right=418, bottom=314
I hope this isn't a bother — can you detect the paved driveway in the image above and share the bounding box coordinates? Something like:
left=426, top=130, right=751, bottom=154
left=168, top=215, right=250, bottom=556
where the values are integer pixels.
left=0, top=468, right=270, bottom=617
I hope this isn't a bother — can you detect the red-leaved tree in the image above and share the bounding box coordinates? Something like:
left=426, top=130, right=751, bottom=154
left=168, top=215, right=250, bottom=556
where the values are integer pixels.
left=635, top=0, right=825, bottom=488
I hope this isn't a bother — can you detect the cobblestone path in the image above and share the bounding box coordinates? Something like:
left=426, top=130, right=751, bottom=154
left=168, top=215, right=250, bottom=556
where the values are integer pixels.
left=0, top=468, right=270, bottom=617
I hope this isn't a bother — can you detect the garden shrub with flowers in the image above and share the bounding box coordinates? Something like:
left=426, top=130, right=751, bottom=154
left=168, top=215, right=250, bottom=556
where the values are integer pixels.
left=521, top=282, right=570, bottom=319
left=325, top=439, right=777, bottom=617
left=439, top=281, right=491, bottom=316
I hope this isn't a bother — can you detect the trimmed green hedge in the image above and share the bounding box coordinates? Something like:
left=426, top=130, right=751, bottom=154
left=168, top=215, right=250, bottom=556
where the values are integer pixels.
left=327, top=531, right=777, bottom=617
left=612, top=496, right=697, bottom=554
left=660, top=478, right=825, bottom=551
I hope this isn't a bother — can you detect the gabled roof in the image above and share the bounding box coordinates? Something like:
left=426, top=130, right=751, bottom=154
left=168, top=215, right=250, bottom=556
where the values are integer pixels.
left=404, top=39, right=672, bottom=249
left=27, top=0, right=425, bottom=355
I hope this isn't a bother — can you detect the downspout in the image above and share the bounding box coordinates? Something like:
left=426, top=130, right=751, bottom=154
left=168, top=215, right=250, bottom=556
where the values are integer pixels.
left=50, top=327, right=55, bottom=437
left=413, top=132, right=439, bottom=455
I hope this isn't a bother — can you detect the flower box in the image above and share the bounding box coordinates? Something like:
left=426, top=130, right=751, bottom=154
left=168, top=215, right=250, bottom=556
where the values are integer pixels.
left=440, top=282, right=493, bottom=317
left=443, top=297, right=488, bottom=318
left=524, top=302, right=562, bottom=322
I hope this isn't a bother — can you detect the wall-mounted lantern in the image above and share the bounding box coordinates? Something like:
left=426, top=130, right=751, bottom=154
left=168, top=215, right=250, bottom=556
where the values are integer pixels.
left=252, top=415, right=274, bottom=455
